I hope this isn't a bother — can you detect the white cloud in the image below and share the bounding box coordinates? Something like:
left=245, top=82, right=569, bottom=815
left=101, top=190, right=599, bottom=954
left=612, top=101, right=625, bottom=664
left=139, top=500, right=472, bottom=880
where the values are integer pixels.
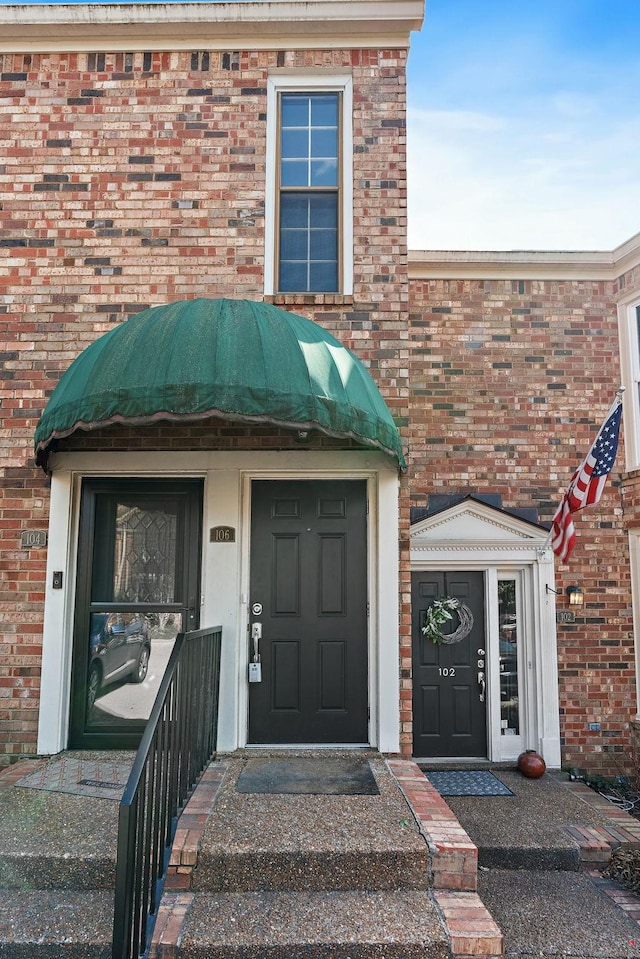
left=407, top=101, right=640, bottom=251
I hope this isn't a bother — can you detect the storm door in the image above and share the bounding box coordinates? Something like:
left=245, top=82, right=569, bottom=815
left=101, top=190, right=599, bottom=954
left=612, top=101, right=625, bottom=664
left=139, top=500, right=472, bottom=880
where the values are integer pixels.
left=412, top=571, right=486, bottom=757
left=248, top=479, right=368, bottom=744
left=69, top=479, right=202, bottom=749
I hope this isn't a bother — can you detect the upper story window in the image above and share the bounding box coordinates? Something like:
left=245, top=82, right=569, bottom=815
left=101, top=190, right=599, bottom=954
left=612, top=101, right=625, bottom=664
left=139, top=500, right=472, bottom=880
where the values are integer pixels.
left=265, top=75, right=353, bottom=296
left=618, top=299, right=640, bottom=470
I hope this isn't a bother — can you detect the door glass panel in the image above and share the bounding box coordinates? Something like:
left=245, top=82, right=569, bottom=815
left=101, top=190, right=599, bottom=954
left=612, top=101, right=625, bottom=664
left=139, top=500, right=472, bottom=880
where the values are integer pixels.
left=498, top=579, right=519, bottom=736
left=92, top=498, right=179, bottom=604
left=87, top=612, right=182, bottom=726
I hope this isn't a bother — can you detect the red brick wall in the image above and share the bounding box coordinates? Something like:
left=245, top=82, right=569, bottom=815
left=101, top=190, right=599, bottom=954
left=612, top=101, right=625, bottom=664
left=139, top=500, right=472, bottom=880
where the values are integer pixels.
left=0, top=46, right=410, bottom=763
left=408, top=275, right=635, bottom=776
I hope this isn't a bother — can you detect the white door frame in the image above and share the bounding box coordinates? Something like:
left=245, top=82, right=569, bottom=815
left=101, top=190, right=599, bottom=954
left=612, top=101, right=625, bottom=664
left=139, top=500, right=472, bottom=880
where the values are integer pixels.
left=36, top=449, right=401, bottom=756
left=410, top=498, right=561, bottom=767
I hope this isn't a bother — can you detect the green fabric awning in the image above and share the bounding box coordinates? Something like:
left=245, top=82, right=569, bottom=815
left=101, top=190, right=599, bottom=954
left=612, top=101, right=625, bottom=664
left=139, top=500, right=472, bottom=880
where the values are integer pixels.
left=34, top=298, right=405, bottom=469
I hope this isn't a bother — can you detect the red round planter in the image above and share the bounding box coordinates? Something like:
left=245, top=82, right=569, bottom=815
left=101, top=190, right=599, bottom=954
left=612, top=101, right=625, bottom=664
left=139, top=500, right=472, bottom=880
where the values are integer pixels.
left=517, top=749, right=546, bottom=779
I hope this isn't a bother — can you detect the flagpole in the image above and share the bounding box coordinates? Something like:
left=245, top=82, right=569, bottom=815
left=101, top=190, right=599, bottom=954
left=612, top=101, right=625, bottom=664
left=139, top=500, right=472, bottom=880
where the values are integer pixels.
left=541, top=388, right=625, bottom=554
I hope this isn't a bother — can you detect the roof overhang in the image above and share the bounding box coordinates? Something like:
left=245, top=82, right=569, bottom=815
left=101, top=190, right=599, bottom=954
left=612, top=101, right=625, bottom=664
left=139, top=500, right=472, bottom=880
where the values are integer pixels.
left=408, top=230, right=640, bottom=283
left=0, top=0, right=425, bottom=53
left=34, top=298, right=406, bottom=471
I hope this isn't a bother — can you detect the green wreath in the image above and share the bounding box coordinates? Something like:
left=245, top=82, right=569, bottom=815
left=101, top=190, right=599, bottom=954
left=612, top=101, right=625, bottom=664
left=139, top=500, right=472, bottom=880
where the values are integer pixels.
left=422, top=596, right=474, bottom=645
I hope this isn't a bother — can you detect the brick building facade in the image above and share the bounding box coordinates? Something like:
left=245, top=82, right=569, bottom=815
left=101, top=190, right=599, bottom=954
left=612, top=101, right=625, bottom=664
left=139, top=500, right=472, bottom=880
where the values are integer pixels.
left=0, top=0, right=638, bottom=777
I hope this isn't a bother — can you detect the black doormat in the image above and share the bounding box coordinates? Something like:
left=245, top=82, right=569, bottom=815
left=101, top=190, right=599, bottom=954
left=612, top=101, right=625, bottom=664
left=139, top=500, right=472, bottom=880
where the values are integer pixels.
left=422, top=769, right=513, bottom=797
left=236, top=758, right=379, bottom=795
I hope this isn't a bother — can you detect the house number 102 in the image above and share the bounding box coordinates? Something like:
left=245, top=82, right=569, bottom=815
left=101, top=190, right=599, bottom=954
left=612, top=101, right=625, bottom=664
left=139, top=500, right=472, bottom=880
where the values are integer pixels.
left=438, top=667, right=456, bottom=677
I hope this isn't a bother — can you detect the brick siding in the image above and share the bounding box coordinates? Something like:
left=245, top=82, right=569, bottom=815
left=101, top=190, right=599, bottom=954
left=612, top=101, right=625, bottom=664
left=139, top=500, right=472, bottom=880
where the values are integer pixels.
left=0, top=46, right=410, bottom=763
left=408, top=276, right=635, bottom=775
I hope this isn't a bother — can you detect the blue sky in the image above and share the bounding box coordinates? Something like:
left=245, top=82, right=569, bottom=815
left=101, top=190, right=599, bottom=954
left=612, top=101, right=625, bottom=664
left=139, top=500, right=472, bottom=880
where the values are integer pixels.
left=407, top=0, right=640, bottom=250
left=5, top=0, right=640, bottom=251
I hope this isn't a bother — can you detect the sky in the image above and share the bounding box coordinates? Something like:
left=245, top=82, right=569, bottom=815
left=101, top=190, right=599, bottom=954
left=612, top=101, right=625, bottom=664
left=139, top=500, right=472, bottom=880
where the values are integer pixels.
left=5, top=0, right=640, bottom=252
left=407, top=0, right=640, bottom=251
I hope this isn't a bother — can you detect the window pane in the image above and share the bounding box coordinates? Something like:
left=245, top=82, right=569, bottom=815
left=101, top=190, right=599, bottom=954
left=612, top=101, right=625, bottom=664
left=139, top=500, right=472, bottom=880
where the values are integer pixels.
left=309, top=262, right=338, bottom=292
left=280, top=229, right=307, bottom=261
left=311, top=94, right=338, bottom=126
left=280, top=194, right=309, bottom=228
left=309, top=195, right=337, bottom=228
left=498, top=579, right=519, bottom=736
left=281, top=159, right=309, bottom=187
left=311, top=128, right=338, bottom=159
left=311, top=229, right=337, bottom=260
left=279, top=260, right=308, bottom=292
left=281, top=94, right=309, bottom=127
left=311, top=159, right=338, bottom=187
left=281, top=129, right=309, bottom=160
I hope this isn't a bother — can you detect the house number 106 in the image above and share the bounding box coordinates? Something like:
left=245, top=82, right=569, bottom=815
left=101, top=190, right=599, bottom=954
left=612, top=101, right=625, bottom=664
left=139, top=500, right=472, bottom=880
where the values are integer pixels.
left=438, top=667, right=456, bottom=677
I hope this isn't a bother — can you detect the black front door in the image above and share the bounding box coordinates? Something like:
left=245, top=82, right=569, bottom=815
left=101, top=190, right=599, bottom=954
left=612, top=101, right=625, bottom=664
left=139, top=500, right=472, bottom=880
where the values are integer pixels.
left=69, top=479, right=202, bottom=749
left=412, top=571, right=486, bottom=757
left=249, top=480, right=368, bottom=744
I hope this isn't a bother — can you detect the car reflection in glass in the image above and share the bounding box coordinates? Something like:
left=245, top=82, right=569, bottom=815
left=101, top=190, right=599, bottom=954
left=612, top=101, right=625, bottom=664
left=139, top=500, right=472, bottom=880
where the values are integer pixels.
left=87, top=612, right=151, bottom=711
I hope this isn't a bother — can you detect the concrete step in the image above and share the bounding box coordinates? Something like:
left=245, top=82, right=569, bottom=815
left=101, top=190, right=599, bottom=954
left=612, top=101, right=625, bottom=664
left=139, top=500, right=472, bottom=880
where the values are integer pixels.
left=0, top=889, right=113, bottom=958
left=152, top=889, right=451, bottom=959
left=188, top=755, right=432, bottom=893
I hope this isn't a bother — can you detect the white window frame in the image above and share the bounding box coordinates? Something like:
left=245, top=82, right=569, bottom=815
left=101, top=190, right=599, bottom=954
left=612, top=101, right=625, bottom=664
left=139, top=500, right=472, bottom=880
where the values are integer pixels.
left=264, top=74, right=353, bottom=296
left=617, top=296, right=640, bottom=470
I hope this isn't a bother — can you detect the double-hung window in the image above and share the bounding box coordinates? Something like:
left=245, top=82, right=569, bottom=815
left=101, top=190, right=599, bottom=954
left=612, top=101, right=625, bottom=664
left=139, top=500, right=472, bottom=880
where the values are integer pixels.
left=265, top=76, right=353, bottom=296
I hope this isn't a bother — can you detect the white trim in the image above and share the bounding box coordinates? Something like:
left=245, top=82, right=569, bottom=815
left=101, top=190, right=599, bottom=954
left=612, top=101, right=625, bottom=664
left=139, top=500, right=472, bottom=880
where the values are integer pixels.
left=0, top=1, right=425, bottom=52
left=617, top=296, right=640, bottom=471
left=36, top=449, right=400, bottom=756
left=628, top=531, right=640, bottom=723
left=264, top=74, right=353, bottom=297
left=410, top=500, right=561, bottom=768
left=408, top=230, right=640, bottom=282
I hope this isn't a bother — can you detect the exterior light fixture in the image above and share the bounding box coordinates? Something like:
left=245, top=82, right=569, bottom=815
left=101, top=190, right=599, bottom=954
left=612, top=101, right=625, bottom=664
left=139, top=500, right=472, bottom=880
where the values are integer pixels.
left=566, top=585, right=584, bottom=606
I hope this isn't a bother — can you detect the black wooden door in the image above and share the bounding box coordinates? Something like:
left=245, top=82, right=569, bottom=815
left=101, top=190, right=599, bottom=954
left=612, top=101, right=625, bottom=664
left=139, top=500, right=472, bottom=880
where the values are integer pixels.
left=412, top=571, right=486, bottom=757
left=69, top=479, right=202, bottom=750
left=249, top=480, right=368, bottom=744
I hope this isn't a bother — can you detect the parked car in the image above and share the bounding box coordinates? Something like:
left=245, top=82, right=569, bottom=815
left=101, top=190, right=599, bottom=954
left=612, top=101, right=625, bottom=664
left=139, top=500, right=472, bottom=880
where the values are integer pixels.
left=87, top=612, right=151, bottom=711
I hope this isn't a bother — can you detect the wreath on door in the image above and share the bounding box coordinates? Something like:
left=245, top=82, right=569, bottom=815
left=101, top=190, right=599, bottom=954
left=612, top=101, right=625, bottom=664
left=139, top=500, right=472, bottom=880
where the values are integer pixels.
left=422, top=596, right=474, bottom=645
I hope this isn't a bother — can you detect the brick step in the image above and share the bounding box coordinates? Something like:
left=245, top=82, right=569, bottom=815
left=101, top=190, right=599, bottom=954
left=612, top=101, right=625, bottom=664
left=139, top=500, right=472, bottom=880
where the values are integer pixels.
left=151, top=889, right=452, bottom=959
left=0, top=888, right=113, bottom=958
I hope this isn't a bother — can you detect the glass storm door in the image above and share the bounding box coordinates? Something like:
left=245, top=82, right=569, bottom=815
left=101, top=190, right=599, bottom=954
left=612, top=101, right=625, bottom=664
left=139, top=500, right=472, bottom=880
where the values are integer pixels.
left=69, top=479, right=202, bottom=749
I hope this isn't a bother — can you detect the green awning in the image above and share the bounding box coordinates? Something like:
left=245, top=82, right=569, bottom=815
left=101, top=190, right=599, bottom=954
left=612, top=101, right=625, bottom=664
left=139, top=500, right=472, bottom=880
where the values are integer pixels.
left=34, top=298, right=405, bottom=469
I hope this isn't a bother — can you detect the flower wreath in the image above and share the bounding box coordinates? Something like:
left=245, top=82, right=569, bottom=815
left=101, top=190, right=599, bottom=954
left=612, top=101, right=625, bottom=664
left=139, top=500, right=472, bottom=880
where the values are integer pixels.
left=422, top=596, right=474, bottom=645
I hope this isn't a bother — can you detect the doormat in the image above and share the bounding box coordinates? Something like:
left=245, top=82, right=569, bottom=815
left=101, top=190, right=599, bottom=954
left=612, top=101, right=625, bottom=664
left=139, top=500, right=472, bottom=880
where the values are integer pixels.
left=236, top=757, right=379, bottom=795
left=14, top=755, right=133, bottom=801
left=422, top=769, right=513, bottom=797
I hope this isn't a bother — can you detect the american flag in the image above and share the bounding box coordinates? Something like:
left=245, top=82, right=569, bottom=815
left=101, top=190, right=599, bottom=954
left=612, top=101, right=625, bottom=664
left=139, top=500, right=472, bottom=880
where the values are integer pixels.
left=551, top=398, right=622, bottom=564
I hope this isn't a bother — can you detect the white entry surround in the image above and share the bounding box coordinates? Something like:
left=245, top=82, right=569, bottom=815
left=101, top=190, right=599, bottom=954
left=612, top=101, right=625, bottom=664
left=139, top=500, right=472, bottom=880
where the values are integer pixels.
left=410, top=498, right=561, bottom=768
left=37, top=449, right=401, bottom=756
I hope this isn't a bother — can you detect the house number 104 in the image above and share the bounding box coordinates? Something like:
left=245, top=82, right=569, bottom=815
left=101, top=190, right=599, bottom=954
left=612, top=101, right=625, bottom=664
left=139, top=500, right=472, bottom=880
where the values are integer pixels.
left=438, top=667, right=456, bottom=677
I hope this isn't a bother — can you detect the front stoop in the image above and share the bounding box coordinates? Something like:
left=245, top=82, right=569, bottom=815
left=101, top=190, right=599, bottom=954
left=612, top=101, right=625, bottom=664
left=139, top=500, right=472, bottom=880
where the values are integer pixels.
left=151, top=754, right=503, bottom=959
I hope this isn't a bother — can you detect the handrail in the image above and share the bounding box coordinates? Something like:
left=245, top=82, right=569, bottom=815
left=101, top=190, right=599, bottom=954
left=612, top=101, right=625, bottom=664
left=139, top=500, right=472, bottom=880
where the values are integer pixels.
left=112, top=625, right=223, bottom=959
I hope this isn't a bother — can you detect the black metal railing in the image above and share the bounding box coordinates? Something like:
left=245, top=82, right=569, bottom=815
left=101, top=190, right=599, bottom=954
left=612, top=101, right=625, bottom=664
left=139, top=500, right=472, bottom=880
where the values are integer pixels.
left=112, top=625, right=223, bottom=959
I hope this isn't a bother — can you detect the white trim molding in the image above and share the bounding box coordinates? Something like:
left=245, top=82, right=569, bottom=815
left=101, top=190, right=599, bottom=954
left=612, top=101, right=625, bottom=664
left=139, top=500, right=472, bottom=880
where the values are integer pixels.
left=410, top=498, right=561, bottom=768
left=0, top=1, right=425, bottom=53
left=264, top=73, right=354, bottom=297
left=409, top=230, right=640, bottom=282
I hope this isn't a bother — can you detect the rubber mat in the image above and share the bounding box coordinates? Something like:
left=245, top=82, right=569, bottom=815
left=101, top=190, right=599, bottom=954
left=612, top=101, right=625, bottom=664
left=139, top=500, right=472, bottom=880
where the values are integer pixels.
left=236, top=757, right=380, bottom=795
left=422, top=769, right=514, bottom=796
left=14, top=755, right=132, bottom=801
